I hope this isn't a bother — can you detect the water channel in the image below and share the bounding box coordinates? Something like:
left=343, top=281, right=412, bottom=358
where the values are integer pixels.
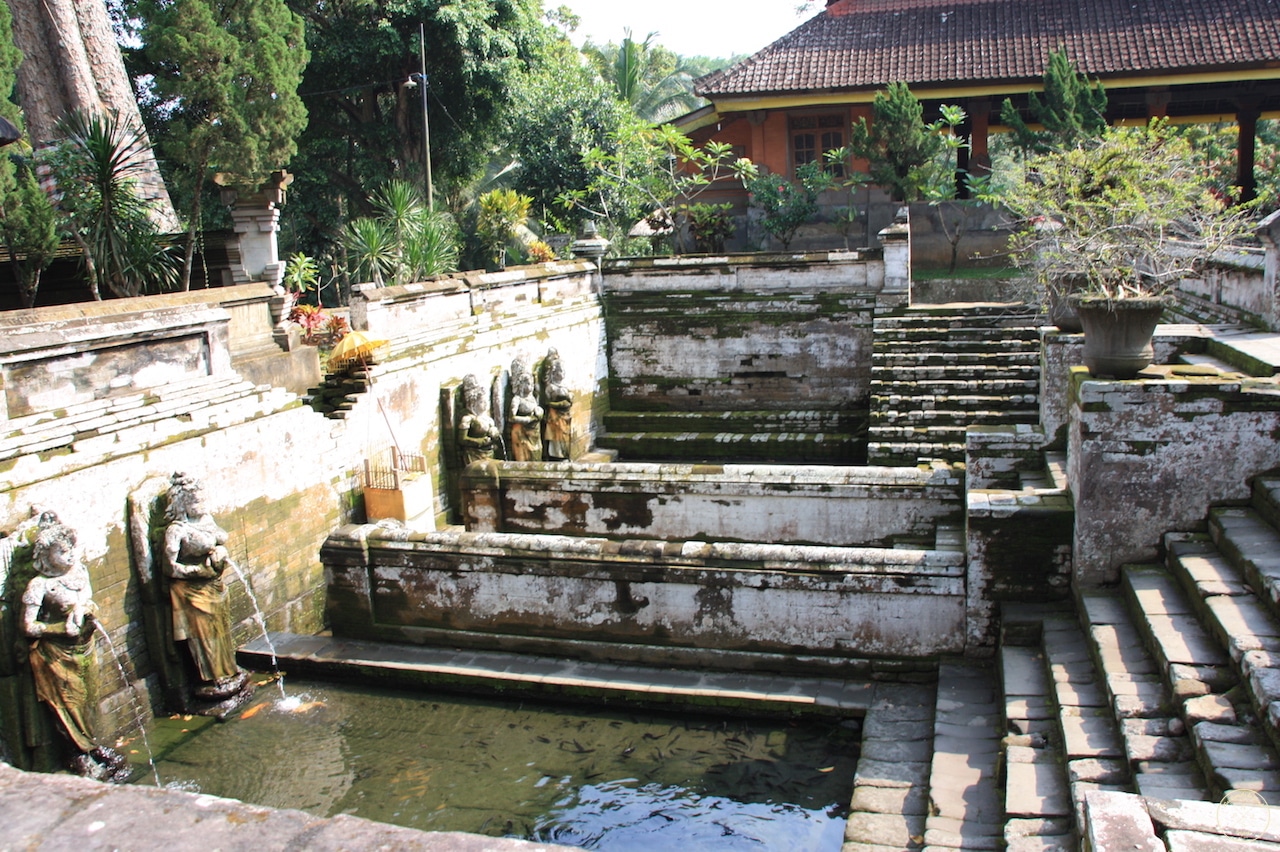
left=140, top=678, right=860, bottom=850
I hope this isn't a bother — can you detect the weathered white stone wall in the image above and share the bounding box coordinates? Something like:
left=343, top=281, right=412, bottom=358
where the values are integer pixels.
left=465, top=461, right=962, bottom=547
left=1068, top=370, right=1280, bottom=585
left=601, top=254, right=881, bottom=412
left=0, top=262, right=611, bottom=741
left=324, top=527, right=967, bottom=661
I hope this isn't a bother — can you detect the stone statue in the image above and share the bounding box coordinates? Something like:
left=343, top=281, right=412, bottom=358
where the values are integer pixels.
left=542, top=348, right=572, bottom=460
left=20, top=518, right=128, bottom=781
left=160, top=473, right=250, bottom=708
left=508, top=356, right=543, bottom=462
left=458, top=374, right=502, bottom=466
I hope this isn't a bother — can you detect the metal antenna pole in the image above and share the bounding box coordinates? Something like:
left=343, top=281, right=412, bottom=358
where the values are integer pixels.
left=419, top=22, right=434, bottom=211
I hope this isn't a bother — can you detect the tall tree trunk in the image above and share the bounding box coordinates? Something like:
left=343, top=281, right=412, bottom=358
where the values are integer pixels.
left=5, top=0, right=180, bottom=231
left=181, top=165, right=206, bottom=291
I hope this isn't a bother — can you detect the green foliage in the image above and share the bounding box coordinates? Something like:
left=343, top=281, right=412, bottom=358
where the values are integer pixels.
left=1174, top=120, right=1280, bottom=209
left=43, top=111, right=180, bottom=299
left=278, top=0, right=548, bottom=259
left=682, top=203, right=735, bottom=253
left=508, top=37, right=632, bottom=230
left=743, top=161, right=834, bottom=250
left=583, top=30, right=703, bottom=123
left=0, top=0, right=21, bottom=133
left=1001, top=50, right=1107, bottom=157
left=989, top=120, right=1254, bottom=300
left=282, top=252, right=320, bottom=294
left=558, top=122, right=751, bottom=253
left=0, top=154, right=59, bottom=308
left=341, top=179, right=458, bottom=287
left=138, top=0, right=309, bottom=288
left=847, top=82, right=965, bottom=201
left=476, top=188, right=532, bottom=269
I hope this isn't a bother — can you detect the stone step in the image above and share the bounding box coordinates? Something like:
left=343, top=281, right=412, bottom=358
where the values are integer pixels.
left=602, top=409, right=852, bottom=434
left=871, top=392, right=1040, bottom=411
left=874, top=336, right=1042, bottom=354
left=873, top=310, right=1040, bottom=331
left=1120, top=564, right=1280, bottom=799
left=867, top=440, right=966, bottom=465
left=998, top=641, right=1078, bottom=849
left=1166, top=536, right=1280, bottom=773
left=870, top=378, right=1042, bottom=395
left=594, top=430, right=862, bottom=464
left=872, top=350, right=1041, bottom=368
left=1210, top=506, right=1280, bottom=625
left=0, top=374, right=248, bottom=441
left=867, top=364, right=1040, bottom=382
left=868, top=424, right=970, bottom=441
left=870, top=408, right=1040, bottom=427
left=926, top=659, right=1006, bottom=850
left=1251, top=472, right=1280, bottom=534
left=846, top=681, right=936, bottom=851
left=874, top=323, right=1042, bottom=340
left=0, top=377, right=279, bottom=460
left=1078, top=590, right=1210, bottom=801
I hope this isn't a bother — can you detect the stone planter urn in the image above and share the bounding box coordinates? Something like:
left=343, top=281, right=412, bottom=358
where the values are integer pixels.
left=1070, top=295, right=1167, bottom=378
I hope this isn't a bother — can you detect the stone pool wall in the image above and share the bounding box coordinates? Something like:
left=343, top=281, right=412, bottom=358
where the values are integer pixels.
left=460, top=460, right=963, bottom=547
left=0, top=261, right=613, bottom=746
left=322, top=526, right=967, bottom=666
left=600, top=252, right=887, bottom=413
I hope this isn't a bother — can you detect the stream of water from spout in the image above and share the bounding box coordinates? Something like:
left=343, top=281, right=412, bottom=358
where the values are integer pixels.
left=93, top=622, right=161, bottom=786
left=228, top=563, right=287, bottom=702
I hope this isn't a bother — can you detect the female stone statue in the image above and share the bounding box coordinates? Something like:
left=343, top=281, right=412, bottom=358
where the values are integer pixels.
left=458, top=374, right=502, bottom=465
left=542, top=348, right=572, bottom=460
left=21, top=519, right=127, bottom=781
left=508, top=356, right=543, bottom=462
left=162, top=472, right=249, bottom=702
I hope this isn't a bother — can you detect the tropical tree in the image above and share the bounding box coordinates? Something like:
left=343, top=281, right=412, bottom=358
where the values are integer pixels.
left=743, top=161, right=834, bottom=250
left=1, top=155, right=59, bottom=308
left=139, top=0, right=309, bottom=290
left=846, top=82, right=965, bottom=202
left=279, top=0, right=548, bottom=258
left=583, top=30, right=703, bottom=122
left=508, top=36, right=633, bottom=233
left=476, top=188, right=532, bottom=269
left=1001, top=50, right=1107, bottom=156
left=558, top=121, right=750, bottom=253
left=42, top=110, right=180, bottom=300
left=342, top=179, right=458, bottom=287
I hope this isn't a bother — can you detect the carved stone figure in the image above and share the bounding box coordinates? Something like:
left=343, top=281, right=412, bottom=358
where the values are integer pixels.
left=161, top=473, right=251, bottom=706
left=508, top=356, right=543, bottom=462
left=458, top=374, right=502, bottom=466
left=21, top=518, right=128, bottom=781
left=542, top=348, right=572, bottom=460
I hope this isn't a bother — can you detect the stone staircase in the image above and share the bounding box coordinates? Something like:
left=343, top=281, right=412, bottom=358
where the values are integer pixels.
left=993, top=469, right=1280, bottom=848
left=595, top=408, right=865, bottom=464
left=868, top=306, right=1042, bottom=466
left=0, top=374, right=295, bottom=464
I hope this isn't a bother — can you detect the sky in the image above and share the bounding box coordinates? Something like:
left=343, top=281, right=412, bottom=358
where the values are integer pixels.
left=560, top=0, right=821, bottom=60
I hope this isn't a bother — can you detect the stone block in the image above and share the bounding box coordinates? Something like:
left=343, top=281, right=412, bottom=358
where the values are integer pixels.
left=1006, top=761, right=1072, bottom=818
left=855, top=759, right=931, bottom=789
left=1201, top=739, right=1280, bottom=771
left=850, top=783, right=930, bottom=816
left=844, top=811, right=926, bottom=848
left=1068, top=758, right=1129, bottom=785
left=1184, top=694, right=1238, bottom=725
left=1060, top=709, right=1125, bottom=759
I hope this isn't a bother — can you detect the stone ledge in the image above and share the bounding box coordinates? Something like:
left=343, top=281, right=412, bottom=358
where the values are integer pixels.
left=0, top=763, right=573, bottom=851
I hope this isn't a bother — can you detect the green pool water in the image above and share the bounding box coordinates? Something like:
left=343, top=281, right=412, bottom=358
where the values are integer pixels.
left=142, top=680, right=859, bottom=850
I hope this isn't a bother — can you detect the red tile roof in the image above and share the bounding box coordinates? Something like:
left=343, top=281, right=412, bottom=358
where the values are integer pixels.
left=695, top=0, right=1280, bottom=97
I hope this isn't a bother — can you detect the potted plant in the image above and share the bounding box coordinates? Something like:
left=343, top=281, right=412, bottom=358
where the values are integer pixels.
left=994, top=120, right=1252, bottom=376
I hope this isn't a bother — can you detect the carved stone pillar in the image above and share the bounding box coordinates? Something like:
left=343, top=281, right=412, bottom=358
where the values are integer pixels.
left=218, top=170, right=294, bottom=289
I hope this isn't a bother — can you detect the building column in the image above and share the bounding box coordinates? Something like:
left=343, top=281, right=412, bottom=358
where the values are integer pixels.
left=1237, top=99, right=1261, bottom=204
left=1145, top=88, right=1171, bottom=119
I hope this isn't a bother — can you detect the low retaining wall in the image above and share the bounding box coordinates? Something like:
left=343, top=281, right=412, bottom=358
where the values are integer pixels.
left=1068, top=367, right=1280, bottom=585
left=460, top=461, right=962, bottom=547
left=323, top=526, right=967, bottom=665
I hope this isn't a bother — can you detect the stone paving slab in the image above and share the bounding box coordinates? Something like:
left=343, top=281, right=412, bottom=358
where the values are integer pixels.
left=1006, top=761, right=1072, bottom=818
left=1060, top=709, right=1126, bottom=759
left=1170, top=542, right=1251, bottom=597
left=0, top=764, right=569, bottom=852
left=844, top=812, right=927, bottom=847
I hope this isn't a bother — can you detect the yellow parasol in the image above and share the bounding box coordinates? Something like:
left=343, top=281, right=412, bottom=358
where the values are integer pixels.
left=329, top=330, right=390, bottom=370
